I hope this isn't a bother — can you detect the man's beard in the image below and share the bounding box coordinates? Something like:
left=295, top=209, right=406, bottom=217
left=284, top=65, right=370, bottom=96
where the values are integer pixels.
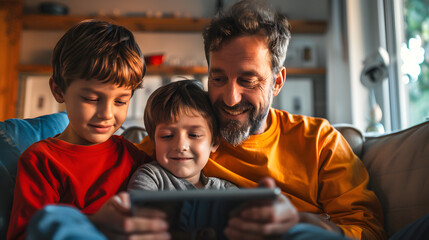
left=213, top=100, right=270, bottom=146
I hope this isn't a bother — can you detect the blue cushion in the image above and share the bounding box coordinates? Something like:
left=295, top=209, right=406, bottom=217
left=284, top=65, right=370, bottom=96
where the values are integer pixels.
left=0, top=112, right=69, bottom=239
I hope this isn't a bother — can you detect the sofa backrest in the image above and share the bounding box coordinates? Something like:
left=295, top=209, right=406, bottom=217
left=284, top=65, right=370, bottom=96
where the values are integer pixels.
left=361, top=121, right=429, bottom=237
left=336, top=121, right=429, bottom=237
left=332, top=123, right=365, bottom=158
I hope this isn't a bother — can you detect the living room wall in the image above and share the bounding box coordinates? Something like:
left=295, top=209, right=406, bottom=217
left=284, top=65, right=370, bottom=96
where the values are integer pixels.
left=17, top=0, right=333, bottom=127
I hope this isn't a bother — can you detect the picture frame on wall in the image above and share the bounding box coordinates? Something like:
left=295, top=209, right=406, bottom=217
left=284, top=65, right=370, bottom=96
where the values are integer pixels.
left=286, top=39, right=318, bottom=68
left=273, top=78, right=314, bottom=116
left=20, top=75, right=59, bottom=119
left=127, top=75, right=164, bottom=123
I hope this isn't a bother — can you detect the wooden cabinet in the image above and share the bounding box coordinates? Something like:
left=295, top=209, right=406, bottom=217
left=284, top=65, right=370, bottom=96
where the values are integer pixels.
left=0, top=1, right=327, bottom=120
left=0, top=0, right=22, bottom=120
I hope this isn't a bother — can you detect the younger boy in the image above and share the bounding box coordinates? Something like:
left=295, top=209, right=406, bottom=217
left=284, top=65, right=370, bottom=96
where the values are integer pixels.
left=128, top=79, right=237, bottom=239
left=7, top=20, right=168, bottom=240
left=128, top=79, right=236, bottom=190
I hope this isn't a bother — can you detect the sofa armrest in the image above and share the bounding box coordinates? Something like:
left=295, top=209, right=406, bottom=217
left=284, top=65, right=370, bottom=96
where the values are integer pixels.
left=0, top=112, right=69, bottom=239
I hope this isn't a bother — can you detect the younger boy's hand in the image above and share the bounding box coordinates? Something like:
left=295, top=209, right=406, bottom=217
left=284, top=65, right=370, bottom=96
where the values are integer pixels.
left=224, top=178, right=298, bottom=240
left=88, top=192, right=171, bottom=240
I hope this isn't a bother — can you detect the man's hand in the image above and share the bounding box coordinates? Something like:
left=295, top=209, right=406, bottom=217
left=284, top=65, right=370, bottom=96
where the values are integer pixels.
left=88, top=192, right=170, bottom=240
left=224, top=178, right=299, bottom=240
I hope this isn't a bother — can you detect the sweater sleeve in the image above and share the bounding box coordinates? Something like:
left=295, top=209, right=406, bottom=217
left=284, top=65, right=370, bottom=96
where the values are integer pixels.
left=7, top=145, right=61, bottom=240
left=128, top=163, right=161, bottom=191
left=317, top=124, right=386, bottom=240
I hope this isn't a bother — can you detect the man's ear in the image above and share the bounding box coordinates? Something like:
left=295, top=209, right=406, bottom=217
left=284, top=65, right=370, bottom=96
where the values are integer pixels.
left=49, top=77, right=65, bottom=103
left=273, top=66, right=286, bottom=97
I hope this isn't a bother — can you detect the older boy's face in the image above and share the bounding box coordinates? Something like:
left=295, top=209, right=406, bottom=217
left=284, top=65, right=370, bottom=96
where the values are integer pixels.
left=58, top=78, right=132, bottom=145
left=154, top=112, right=218, bottom=186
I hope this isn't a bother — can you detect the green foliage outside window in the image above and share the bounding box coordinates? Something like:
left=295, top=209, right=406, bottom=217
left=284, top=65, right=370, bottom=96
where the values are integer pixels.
left=403, top=0, right=429, bottom=125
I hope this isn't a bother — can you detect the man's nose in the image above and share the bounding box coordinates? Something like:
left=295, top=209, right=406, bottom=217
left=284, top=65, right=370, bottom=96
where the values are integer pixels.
left=223, top=82, right=242, bottom=107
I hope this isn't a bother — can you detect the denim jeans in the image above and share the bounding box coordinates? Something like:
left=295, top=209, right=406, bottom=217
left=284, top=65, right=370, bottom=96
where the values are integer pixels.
left=389, top=213, right=429, bottom=240
left=26, top=205, right=429, bottom=240
left=281, top=223, right=347, bottom=240
left=26, top=205, right=106, bottom=240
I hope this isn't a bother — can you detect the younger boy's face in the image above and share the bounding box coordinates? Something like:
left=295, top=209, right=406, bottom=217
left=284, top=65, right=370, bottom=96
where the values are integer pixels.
left=55, top=78, right=132, bottom=145
left=154, top=112, right=218, bottom=186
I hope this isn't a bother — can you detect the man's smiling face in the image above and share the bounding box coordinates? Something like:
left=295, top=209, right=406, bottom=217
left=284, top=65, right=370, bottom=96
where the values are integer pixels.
left=208, top=34, right=278, bottom=146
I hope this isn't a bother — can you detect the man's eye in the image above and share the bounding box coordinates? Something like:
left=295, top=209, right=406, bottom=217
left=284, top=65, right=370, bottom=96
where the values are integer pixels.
left=209, top=76, right=226, bottom=85
left=239, top=78, right=255, bottom=85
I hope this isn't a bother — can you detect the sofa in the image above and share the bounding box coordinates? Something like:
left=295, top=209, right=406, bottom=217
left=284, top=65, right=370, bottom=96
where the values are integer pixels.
left=0, top=112, right=428, bottom=239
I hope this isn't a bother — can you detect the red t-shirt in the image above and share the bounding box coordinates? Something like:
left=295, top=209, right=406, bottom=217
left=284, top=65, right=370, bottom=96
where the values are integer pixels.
left=7, top=135, right=150, bottom=240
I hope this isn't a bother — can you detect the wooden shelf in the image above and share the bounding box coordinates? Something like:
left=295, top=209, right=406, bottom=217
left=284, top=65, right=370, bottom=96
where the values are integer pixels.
left=146, top=65, right=208, bottom=75
left=22, top=14, right=210, bottom=32
left=18, top=64, right=208, bottom=75
left=18, top=64, right=325, bottom=76
left=22, top=14, right=327, bottom=33
left=18, top=65, right=52, bottom=74
left=288, top=20, right=327, bottom=34
left=287, top=67, right=326, bottom=75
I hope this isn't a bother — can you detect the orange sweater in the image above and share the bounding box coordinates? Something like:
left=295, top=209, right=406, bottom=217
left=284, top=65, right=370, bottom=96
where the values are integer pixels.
left=137, top=109, right=386, bottom=239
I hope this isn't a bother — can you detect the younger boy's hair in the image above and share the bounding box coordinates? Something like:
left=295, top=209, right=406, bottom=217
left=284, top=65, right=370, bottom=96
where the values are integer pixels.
left=51, top=19, right=145, bottom=92
left=144, top=80, right=219, bottom=145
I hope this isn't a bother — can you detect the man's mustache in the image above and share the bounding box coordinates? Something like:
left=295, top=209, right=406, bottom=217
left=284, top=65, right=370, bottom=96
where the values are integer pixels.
left=213, top=100, right=253, bottom=112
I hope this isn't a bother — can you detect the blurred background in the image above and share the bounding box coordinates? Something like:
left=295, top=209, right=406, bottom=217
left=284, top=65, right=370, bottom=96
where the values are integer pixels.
left=1, top=0, right=428, bottom=133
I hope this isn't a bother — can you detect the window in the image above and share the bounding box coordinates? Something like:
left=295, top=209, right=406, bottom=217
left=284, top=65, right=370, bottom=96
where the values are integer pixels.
left=385, top=0, right=429, bottom=129
left=402, top=0, right=429, bottom=126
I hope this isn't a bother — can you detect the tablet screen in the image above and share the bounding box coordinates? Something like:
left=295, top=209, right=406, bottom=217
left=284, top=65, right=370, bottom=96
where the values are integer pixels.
left=129, top=188, right=281, bottom=239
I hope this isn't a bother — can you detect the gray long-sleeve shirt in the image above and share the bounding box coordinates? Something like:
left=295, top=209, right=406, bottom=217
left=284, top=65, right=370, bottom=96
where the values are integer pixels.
left=128, top=161, right=237, bottom=191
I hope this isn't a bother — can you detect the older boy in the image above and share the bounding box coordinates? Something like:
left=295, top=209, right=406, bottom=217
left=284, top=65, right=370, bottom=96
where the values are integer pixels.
left=7, top=20, right=168, bottom=240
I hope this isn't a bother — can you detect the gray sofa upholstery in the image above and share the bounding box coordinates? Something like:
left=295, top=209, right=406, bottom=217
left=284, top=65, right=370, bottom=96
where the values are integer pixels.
left=334, top=121, right=429, bottom=236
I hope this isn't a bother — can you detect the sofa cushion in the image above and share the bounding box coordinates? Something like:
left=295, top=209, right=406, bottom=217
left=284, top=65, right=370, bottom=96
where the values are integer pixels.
left=361, top=121, right=429, bottom=237
left=0, top=112, right=69, bottom=239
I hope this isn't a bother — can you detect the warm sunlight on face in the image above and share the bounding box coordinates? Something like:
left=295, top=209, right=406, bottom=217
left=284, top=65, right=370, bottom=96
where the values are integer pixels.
left=154, top=112, right=218, bottom=186
left=58, top=79, right=132, bottom=145
left=208, top=34, right=279, bottom=145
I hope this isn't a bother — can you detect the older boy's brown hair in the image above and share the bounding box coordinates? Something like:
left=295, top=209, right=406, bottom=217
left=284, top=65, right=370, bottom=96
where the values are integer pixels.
left=144, top=80, right=219, bottom=145
left=51, top=19, right=145, bottom=92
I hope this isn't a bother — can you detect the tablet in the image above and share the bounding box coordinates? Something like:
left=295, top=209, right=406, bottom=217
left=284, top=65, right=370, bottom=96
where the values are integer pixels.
left=129, top=187, right=281, bottom=206
left=129, top=187, right=282, bottom=239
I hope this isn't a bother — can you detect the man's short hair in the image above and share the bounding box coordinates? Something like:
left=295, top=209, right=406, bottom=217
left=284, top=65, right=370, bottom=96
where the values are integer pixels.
left=203, top=0, right=291, bottom=75
left=51, top=19, right=145, bottom=92
left=144, top=80, right=219, bottom=145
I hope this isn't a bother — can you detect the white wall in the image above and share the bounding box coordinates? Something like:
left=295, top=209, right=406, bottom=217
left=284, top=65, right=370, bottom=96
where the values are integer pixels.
left=326, top=0, right=387, bottom=131
left=326, top=0, right=353, bottom=125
